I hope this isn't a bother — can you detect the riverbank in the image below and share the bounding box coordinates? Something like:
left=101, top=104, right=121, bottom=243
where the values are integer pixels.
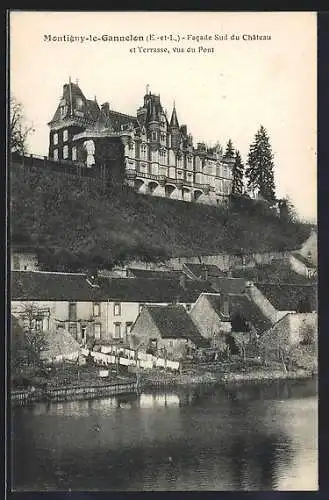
left=140, top=367, right=315, bottom=388
left=11, top=379, right=138, bottom=406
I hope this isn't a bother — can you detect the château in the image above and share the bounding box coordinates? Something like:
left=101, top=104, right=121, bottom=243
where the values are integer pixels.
left=48, top=80, right=234, bottom=205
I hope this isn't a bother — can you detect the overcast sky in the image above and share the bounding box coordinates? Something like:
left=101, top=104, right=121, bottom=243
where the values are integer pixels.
left=10, top=11, right=317, bottom=222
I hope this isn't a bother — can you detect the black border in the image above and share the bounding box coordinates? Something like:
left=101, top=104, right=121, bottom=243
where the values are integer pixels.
left=5, top=8, right=328, bottom=500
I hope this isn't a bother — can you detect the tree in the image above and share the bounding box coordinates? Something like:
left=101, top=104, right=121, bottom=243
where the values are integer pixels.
left=14, top=303, right=49, bottom=368
left=10, top=96, right=35, bottom=155
left=232, top=150, right=245, bottom=195
left=224, top=139, right=235, bottom=159
left=245, top=126, right=276, bottom=202
left=278, top=197, right=297, bottom=223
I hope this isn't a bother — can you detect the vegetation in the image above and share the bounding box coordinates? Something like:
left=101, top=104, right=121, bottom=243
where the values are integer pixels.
left=246, top=125, right=276, bottom=202
left=11, top=161, right=311, bottom=272
left=10, top=96, right=35, bottom=155
left=232, top=151, right=245, bottom=195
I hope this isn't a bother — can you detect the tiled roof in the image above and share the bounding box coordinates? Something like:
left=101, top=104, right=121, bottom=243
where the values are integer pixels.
left=11, top=271, right=215, bottom=303
left=183, top=263, right=224, bottom=280
left=146, top=305, right=208, bottom=347
left=127, top=268, right=183, bottom=279
left=107, top=110, right=138, bottom=132
left=257, top=283, right=317, bottom=311
left=229, top=294, right=273, bottom=335
left=204, top=294, right=226, bottom=318
left=210, top=277, right=247, bottom=295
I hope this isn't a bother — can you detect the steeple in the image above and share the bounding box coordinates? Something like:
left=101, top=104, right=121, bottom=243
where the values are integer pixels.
left=170, top=103, right=179, bottom=129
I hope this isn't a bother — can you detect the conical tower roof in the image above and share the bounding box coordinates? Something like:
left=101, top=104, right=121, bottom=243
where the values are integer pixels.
left=170, top=104, right=179, bottom=128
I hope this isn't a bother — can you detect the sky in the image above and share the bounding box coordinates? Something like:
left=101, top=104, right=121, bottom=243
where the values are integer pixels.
left=10, top=11, right=317, bottom=222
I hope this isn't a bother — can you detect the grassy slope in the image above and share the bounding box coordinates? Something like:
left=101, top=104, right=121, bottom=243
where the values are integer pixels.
left=11, top=165, right=311, bottom=266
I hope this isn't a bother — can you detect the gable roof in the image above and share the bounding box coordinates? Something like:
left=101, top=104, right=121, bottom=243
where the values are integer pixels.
left=210, top=277, right=247, bottom=295
left=127, top=268, right=183, bottom=279
left=145, top=305, right=208, bottom=347
left=229, top=294, right=274, bottom=335
left=11, top=271, right=215, bottom=303
left=257, top=283, right=317, bottom=312
left=182, top=263, right=224, bottom=280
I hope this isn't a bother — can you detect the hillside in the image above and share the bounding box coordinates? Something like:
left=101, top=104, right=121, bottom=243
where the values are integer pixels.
left=10, top=163, right=311, bottom=271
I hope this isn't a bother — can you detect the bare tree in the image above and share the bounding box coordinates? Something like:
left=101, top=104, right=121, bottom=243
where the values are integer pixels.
left=10, top=96, right=35, bottom=155
left=15, top=302, right=49, bottom=367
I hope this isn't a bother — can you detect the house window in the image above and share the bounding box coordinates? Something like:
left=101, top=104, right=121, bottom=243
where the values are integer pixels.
left=139, top=303, right=145, bottom=313
left=53, top=133, right=58, bottom=145
left=140, top=144, right=147, bottom=159
left=114, top=303, right=121, bottom=316
left=114, top=322, right=121, bottom=339
left=63, top=145, right=69, bottom=159
left=43, top=317, right=50, bottom=331
left=94, top=323, right=101, bottom=340
left=93, top=302, right=100, bottom=317
left=185, top=304, right=191, bottom=312
left=53, top=149, right=58, bottom=161
left=72, top=146, right=77, bottom=161
left=68, top=302, right=77, bottom=321
left=125, top=322, right=133, bottom=336
left=63, top=129, right=68, bottom=142
left=152, top=131, right=157, bottom=141
left=81, top=326, right=87, bottom=343
left=69, top=322, right=77, bottom=339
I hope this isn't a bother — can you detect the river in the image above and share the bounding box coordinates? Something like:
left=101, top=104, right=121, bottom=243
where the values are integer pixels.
left=10, top=378, right=318, bottom=491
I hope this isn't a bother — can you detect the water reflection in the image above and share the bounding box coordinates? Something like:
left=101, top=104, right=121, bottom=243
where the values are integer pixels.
left=11, top=378, right=318, bottom=491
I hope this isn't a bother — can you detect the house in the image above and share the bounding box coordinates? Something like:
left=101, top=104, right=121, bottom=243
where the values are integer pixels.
left=11, top=270, right=215, bottom=346
left=259, top=312, right=317, bottom=370
left=190, top=292, right=274, bottom=349
left=11, top=246, right=38, bottom=271
left=130, top=304, right=209, bottom=360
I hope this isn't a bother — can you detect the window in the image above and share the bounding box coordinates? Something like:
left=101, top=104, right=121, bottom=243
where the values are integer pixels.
left=185, top=304, right=191, bottom=312
left=125, top=322, right=133, bottom=336
left=53, top=133, right=58, bottom=145
left=140, top=144, right=147, bottom=159
left=139, top=303, right=145, bottom=313
left=114, top=322, right=121, bottom=339
left=72, top=146, right=77, bottom=161
left=161, top=133, right=166, bottom=142
left=63, top=129, right=68, bottom=142
left=152, top=131, right=157, bottom=141
left=114, top=303, right=121, bottom=316
left=93, top=302, right=100, bottom=317
left=63, top=145, right=69, bottom=159
left=43, top=317, right=50, bottom=331
left=69, top=322, right=78, bottom=339
left=68, top=302, right=77, bottom=321
left=94, top=323, right=101, bottom=340
left=53, top=149, right=58, bottom=161
left=81, top=326, right=87, bottom=342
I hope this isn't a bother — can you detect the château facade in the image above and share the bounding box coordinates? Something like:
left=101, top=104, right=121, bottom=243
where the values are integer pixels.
left=48, top=80, right=234, bottom=205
